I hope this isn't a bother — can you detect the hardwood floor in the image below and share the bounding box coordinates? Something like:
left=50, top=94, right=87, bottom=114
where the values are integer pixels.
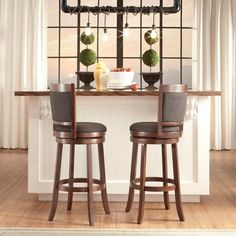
left=0, top=149, right=235, bottom=229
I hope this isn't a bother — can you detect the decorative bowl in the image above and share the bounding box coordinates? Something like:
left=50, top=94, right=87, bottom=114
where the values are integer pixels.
left=76, top=72, right=94, bottom=89
left=108, top=71, right=134, bottom=85
left=141, top=72, right=162, bottom=90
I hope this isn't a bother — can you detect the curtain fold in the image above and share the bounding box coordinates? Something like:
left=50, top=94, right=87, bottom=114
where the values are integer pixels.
left=0, top=0, right=47, bottom=148
left=231, top=0, right=236, bottom=148
left=194, top=0, right=236, bottom=150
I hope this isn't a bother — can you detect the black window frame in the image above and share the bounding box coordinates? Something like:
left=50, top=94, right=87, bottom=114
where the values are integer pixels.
left=47, top=0, right=193, bottom=88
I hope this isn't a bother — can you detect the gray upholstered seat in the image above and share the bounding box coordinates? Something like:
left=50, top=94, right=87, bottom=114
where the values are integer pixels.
left=130, top=122, right=180, bottom=133
left=54, top=122, right=107, bottom=133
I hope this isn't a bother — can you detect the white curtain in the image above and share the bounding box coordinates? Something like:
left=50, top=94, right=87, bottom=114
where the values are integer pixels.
left=194, top=0, right=236, bottom=150
left=0, top=0, right=47, bottom=148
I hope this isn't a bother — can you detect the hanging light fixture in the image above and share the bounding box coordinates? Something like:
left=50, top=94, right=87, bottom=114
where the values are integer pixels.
left=103, top=28, right=109, bottom=42
left=102, top=13, right=109, bottom=42
left=150, top=11, right=157, bottom=39
left=123, top=11, right=129, bottom=37
left=85, top=12, right=92, bottom=36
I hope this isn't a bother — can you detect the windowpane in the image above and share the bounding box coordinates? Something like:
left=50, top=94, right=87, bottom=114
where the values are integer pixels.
left=61, top=0, right=77, bottom=26
left=182, top=59, right=192, bottom=88
left=98, top=59, right=116, bottom=70
left=80, top=61, right=97, bottom=72
left=48, top=29, right=58, bottom=57
left=123, top=0, right=140, bottom=6
left=48, top=59, right=58, bottom=85
left=163, top=29, right=180, bottom=57
left=182, top=0, right=194, bottom=27
left=99, top=29, right=116, bottom=57
left=182, top=29, right=192, bottom=57
left=123, top=0, right=141, bottom=28
left=100, top=0, right=117, bottom=6
left=67, top=0, right=78, bottom=4
left=61, top=29, right=77, bottom=57
left=80, top=13, right=98, bottom=28
left=162, top=0, right=175, bottom=7
left=123, top=59, right=140, bottom=72
left=60, top=58, right=77, bottom=84
left=80, top=0, right=99, bottom=27
left=163, top=59, right=180, bottom=84
left=99, top=13, right=117, bottom=28
left=142, top=14, right=160, bottom=28
left=48, top=0, right=58, bottom=26
left=61, top=12, right=77, bottom=26
left=142, top=0, right=160, bottom=6
left=162, top=0, right=180, bottom=27
left=47, top=0, right=194, bottom=87
left=123, top=29, right=140, bottom=57
left=163, top=13, right=180, bottom=27
left=125, top=13, right=140, bottom=28
left=80, top=0, right=99, bottom=6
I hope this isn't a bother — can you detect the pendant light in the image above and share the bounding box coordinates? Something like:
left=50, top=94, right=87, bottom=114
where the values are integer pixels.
left=85, top=12, right=92, bottom=36
left=102, top=13, right=109, bottom=42
left=123, top=11, right=129, bottom=37
left=151, top=11, right=157, bottom=39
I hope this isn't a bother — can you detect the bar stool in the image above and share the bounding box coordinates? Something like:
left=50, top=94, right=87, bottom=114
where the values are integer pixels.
left=48, top=83, right=110, bottom=226
left=125, top=84, right=187, bottom=224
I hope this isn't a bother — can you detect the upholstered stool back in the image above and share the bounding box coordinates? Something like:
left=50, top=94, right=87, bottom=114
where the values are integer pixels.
left=126, top=84, right=188, bottom=224
left=158, top=84, right=187, bottom=138
left=50, top=83, right=75, bottom=123
left=48, top=83, right=110, bottom=226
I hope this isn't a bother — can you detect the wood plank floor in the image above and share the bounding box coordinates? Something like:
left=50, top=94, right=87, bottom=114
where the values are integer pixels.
left=0, top=149, right=235, bottom=229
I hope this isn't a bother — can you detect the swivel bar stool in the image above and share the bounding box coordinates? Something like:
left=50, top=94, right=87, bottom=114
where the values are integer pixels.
left=126, top=84, right=187, bottom=224
left=48, top=83, right=110, bottom=226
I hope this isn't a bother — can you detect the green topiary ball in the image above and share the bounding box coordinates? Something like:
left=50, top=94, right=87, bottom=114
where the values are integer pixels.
left=144, top=30, right=158, bottom=45
left=143, top=49, right=159, bottom=67
left=80, top=49, right=96, bottom=67
left=80, top=32, right=95, bottom=45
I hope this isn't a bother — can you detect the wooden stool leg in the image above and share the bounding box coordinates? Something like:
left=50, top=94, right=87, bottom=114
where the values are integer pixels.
left=67, top=144, right=75, bottom=211
left=98, top=143, right=110, bottom=214
left=137, top=144, right=147, bottom=224
left=171, top=143, right=185, bottom=221
left=48, top=143, right=63, bottom=221
left=87, top=144, right=94, bottom=226
left=126, top=143, right=138, bottom=212
left=162, top=144, right=170, bottom=210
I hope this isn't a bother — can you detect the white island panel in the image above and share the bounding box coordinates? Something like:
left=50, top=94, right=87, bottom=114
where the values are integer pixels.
left=28, top=96, right=210, bottom=201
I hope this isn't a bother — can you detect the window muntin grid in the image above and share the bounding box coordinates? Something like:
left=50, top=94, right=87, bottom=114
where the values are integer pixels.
left=47, top=0, right=193, bottom=88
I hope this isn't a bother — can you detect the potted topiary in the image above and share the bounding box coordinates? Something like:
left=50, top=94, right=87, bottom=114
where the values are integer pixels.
left=141, top=30, right=162, bottom=90
left=76, top=31, right=96, bottom=89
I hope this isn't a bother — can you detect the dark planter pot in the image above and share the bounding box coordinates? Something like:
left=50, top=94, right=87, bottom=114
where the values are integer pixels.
left=76, top=72, right=94, bottom=89
left=141, top=72, right=162, bottom=90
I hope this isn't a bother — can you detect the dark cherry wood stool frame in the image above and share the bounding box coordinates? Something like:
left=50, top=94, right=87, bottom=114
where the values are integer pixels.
left=125, top=84, right=187, bottom=224
left=48, top=83, right=110, bottom=226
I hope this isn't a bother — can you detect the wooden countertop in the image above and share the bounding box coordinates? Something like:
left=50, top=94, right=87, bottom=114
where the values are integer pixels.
left=15, top=89, right=221, bottom=97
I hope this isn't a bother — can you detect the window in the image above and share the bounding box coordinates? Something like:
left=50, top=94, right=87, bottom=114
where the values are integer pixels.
left=47, top=0, right=194, bottom=88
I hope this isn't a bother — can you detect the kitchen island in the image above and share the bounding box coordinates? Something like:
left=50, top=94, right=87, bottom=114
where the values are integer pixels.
left=15, top=90, right=220, bottom=202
